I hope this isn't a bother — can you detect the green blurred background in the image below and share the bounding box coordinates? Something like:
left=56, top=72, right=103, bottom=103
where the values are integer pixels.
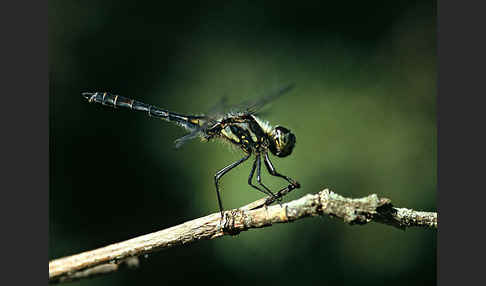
left=49, top=1, right=436, bottom=285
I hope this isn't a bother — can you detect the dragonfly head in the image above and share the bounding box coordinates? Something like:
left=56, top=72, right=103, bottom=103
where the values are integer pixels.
left=269, top=126, right=296, bottom=157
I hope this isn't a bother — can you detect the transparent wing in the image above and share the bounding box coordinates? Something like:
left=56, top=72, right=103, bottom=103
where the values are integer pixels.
left=204, top=83, right=295, bottom=118
left=173, top=83, right=295, bottom=148
left=174, top=128, right=205, bottom=149
left=206, top=94, right=230, bottom=116
left=172, top=96, right=229, bottom=149
left=235, top=83, right=296, bottom=115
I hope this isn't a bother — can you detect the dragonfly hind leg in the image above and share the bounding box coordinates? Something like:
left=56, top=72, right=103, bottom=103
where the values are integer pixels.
left=214, top=153, right=251, bottom=218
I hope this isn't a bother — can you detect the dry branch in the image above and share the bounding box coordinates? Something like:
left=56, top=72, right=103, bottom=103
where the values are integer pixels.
left=49, top=188, right=437, bottom=284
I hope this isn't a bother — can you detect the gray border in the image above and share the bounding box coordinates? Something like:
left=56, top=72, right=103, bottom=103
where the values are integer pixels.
left=439, top=1, right=485, bottom=285
left=1, top=1, right=47, bottom=284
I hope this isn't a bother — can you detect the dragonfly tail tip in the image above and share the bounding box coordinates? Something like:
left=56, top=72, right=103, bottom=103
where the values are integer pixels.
left=81, top=92, right=94, bottom=101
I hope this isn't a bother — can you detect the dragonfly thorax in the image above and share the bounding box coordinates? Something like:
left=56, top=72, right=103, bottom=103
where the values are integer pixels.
left=268, top=126, right=296, bottom=157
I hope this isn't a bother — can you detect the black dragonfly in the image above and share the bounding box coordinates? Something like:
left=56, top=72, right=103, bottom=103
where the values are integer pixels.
left=82, top=84, right=300, bottom=217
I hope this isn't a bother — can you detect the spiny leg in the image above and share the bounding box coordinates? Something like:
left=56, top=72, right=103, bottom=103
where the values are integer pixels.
left=256, top=154, right=278, bottom=198
left=263, top=183, right=300, bottom=206
left=263, top=152, right=300, bottom=204
left=247, top=155, right=277, bottom=198
left=263, top=152, right=299, bottom=186
left=215, top=153, right=251, bottom=217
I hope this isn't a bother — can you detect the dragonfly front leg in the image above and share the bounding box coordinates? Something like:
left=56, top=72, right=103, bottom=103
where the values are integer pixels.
left=263, top=152, right=299, bottom=187
left=262, top=152, right=300, bottom=205
left=214, top=153, right=251, bottom=218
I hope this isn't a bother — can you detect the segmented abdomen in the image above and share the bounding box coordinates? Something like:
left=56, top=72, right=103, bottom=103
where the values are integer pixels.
left=82, top=92, right=203, bottom=131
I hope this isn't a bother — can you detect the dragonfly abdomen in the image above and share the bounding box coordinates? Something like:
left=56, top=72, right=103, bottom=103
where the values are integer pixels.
left=82, top=92, right=202, bottom=131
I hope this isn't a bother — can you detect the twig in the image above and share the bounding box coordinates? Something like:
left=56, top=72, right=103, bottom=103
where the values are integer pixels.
left=49, top=188, right=437, bottom=284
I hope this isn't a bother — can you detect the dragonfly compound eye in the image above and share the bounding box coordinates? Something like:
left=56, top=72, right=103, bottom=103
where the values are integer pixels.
left=270, top=126, right=296, bottom=157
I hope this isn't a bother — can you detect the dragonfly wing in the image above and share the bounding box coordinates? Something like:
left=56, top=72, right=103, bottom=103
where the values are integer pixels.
left=174, top=83, right=296, bottom=149
left=174, top=128, right=204, bottom=148
left=239, top=83, right=296, bottom=115
left=207, top=94, right=230, bottom=116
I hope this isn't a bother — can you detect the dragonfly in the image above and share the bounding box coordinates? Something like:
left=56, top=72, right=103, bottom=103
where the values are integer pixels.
left=82, top=84, right=300, bottom=217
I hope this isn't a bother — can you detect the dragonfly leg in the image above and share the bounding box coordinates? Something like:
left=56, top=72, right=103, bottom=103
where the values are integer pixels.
left=214, top=153, right=251, bottom=218
left=263, top=152, right=299, bottom=187
left=247, top=155, right=277, bottom=198
left=264, top=183, right=299, bottom=206
left=256, top=154, right=278, bottom=199
left=262, top=152, right=300, bottom=205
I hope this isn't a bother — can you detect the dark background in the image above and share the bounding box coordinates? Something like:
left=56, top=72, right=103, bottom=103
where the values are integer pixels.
left=49, top=1, right=436, bottom=285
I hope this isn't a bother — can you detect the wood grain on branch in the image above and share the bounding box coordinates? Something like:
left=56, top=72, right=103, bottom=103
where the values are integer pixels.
left=49, top=188, right=437, bottom=284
